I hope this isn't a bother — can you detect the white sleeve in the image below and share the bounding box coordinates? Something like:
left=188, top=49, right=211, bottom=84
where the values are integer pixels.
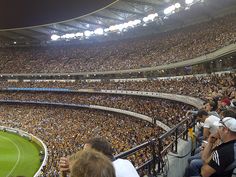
left=113, top=159, right=140, bottom=177
left=203, top=117, right=210, bottom=128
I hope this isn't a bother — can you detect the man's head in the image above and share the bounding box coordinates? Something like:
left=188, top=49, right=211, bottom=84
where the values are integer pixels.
left=215, top=117, right=236, bottom=142
left=84, top=137, right=114, bottom=160
left=205, top=100, right=217, bottom=112
left=69, top=149, right=116, bottom=177
left=220, top=98, right=231, bottom=107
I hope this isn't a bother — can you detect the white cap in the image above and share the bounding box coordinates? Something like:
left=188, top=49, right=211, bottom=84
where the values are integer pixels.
left=215, top=117, right=236, bottom=132
left=231, top=99, right=236, bottom=107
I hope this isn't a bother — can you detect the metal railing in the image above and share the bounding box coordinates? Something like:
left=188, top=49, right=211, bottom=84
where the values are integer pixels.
left=115, top=117, right=194, bottom=176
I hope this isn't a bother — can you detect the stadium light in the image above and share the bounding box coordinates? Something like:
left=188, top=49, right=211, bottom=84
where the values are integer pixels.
left=185, top=0, right=194, bottom=4
left=104, top=28, right=109, bottom=33
left=94, top=28, right=104, bottom=35
left=143, top=13, right=158, bottom=23
left=84, top=30, right=93, bottom=37
left=61, top=33, right=75, bottom=39
left=175, top=3, right=181, bottom=8
left=164, top=5, right=175, bottom=15
left=143, top=17, right=149, bottom=23
left=51, top=34, right=60, bottom=41
left=75, top=32, right=84, bottom=37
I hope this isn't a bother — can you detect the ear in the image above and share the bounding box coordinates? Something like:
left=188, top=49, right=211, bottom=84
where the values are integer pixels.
left=223, top=127, right=230, bottom=133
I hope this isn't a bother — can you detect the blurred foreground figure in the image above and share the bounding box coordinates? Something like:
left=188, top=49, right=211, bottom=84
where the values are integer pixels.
left=60, top=137, right=140, bottom=177
left=69, top=149, right=116, bottom=177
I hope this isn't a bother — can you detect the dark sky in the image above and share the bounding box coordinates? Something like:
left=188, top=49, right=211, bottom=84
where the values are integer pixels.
left=0, top=0, right=116, bottom=29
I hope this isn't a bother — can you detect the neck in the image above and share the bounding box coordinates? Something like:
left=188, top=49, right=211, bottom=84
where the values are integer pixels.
left=223, top=136, right=236, bottom=143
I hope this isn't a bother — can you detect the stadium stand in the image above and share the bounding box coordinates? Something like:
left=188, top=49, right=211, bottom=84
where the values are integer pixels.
left=0, top=1, right=236, bottom=176
left=0, top=14, right=235, bottom=74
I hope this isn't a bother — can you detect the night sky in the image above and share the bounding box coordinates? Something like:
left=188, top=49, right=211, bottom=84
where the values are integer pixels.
left=0, top=0, right=116, bottom=29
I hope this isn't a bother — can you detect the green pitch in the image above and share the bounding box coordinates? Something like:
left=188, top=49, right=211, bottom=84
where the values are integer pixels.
left=0, top=131, right=42, bottom=177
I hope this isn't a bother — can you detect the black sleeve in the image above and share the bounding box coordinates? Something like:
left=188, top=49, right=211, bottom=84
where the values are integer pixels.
left=208, top=147, right=232, bottom=173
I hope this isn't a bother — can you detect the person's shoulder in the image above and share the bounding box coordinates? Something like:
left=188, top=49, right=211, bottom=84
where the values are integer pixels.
left=113, top=158, right=132, bottom=165
left=113, top=159, right=140, bottom=177
left=207, top=115, right=220, bottom=122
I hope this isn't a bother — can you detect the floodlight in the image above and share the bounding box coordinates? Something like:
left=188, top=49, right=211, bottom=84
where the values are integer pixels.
left=134, top=19, right=141, bottom=24
left=104, top=28, right=109, bottom=32
left=117, top=24, right=124, bottom=31
left=84, top=30, right=93, bottom=37
left=75, top=32, right=84, bottom=37
left=143, top=17, right=149, bottom=22
left=164, top=5, right=175, bottom=15
left=94, top=28, right=104, bottom=35
left=61, top=33, right=75, bottom=39
left=185, top=0, right=193, bottom=4
left=51, top=34, right=60, bottom=41
left=175, top=3, right=181, bottom=8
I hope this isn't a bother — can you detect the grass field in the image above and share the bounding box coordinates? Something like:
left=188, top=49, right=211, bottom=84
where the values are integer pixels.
left=0, top=131, right=42, bottom=177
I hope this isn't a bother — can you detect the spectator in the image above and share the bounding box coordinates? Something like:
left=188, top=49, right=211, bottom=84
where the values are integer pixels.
left=201, top=117, right=236, bottom=177
left=69, top=149, right=116, bottom=177
left=60, top=137, right=139, bottom=177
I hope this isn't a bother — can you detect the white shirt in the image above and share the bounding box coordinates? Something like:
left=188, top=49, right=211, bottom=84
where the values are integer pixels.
left=113, top=158, right=140, bottom=177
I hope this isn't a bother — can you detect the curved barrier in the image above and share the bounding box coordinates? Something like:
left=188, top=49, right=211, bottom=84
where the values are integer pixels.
left=2, top=87, right=204, bottom=108
left=0, top=126, right=48, bottom=177
left=0, top=88, right=205, bottom=177
left=0, top=87, right=205, bottom=131
left=0, top=100, right=171, bottom=131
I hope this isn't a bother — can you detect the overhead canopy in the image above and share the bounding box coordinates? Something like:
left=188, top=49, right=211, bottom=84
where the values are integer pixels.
left=0, top=0, right=235, bottom=44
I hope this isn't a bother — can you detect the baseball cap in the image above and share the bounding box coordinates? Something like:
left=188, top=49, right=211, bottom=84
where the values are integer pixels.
left=215, top=117, right=236, bottom=132
left=221, top=98, right=231, bottom=106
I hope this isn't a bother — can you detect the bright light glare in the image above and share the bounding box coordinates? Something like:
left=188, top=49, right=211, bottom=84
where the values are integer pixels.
left=164, top=5, right=175, bottom=15
left=61, top=33, right=75, bottom=39
left=142, top=13, right=158, bottom=23
left=51, top=34, right=60, bottom=41
left=75, top=32, right=83, bottom=37
left=84, top=30, right=93, bottom=37
left=94, top=28, right=104, bottom=35
left=185, top=0, right=193, bottom=4
left=104, top=28, right=109, bottom=32
left=175, top=3, right=181, bottom=8
left=143, top=17, right=149, bottom=22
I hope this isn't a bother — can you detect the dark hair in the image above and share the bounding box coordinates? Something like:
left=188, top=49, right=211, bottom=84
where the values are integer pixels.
left=222, top=109, right=236, bottom=118
left=196, top=110, right=208, bottom=118
left=85, top=137, right=114, bottom=160
left=209, top=100, right=218, bottom=111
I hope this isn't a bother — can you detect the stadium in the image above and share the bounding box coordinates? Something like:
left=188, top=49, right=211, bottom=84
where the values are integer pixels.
left=0, top=0, right=235, bottom=177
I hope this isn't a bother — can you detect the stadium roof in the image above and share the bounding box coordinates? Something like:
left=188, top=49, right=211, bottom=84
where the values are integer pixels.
left=0, top=0, right=235, bottom=45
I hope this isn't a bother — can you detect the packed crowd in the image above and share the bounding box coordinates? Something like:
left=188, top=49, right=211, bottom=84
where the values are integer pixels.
left=0, top=14, right=235, bottom=73
left=0, top=105, right=162, bottom=176
left=0, top=72, right=235, bottom=176
left=0, top=92, right=193, bottom=127
left=1, top=72, right=235, bottom=101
